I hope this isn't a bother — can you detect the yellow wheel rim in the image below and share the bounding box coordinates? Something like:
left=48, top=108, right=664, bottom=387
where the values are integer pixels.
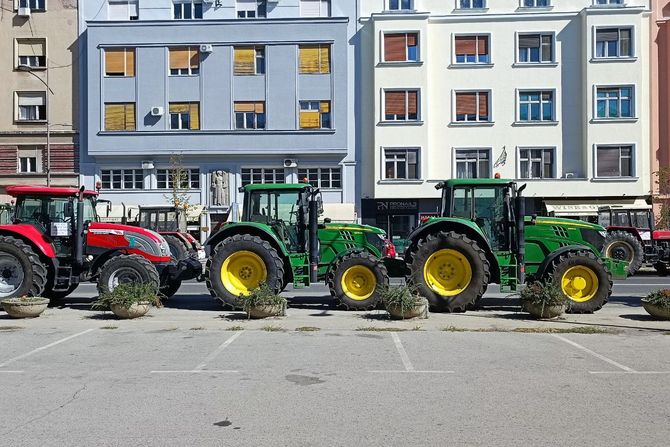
left=561, top=265, right=599, bottom=302
left=340, top=265, right=377, bottom=301
left=423, top=249, right=472, bottom=297
left=220, top=251, right=267, bottom=296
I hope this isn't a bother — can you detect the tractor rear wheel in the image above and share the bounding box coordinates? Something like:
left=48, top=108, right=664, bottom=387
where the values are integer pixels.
left=328, top=251, right=389, bottom=310
left=206, top=234, right=284, bottom=309
left=603, top=231, right=644, bottom=276
left=408, top=231, right=490, bottom=312
left=164, top=235, right=189, bottom=261
left=0, top=236, right=47, bottom=299
left=549, top=251, right=612, bottom=313
left=97, top=254, right=160, bottom=295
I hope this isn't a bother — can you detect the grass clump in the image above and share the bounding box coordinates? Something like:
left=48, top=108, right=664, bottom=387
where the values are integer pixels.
left=226, top=326, right=245, bottom=331
left=92, top=282, right=161, bottom=311
left=512, top=326, right=611, bottom=334
left=100, top=325, right=118, bottom=330
left=356, top=327, right=408, bottom=332
left=379, top=284, right=425, bottom=319
left=237, top=283, right=287, bottom=319
left=295, top=326, right=320, bottom=332
left=262, top=325, right=286, bottom=332
left=642, top=289, right=670, bottom=309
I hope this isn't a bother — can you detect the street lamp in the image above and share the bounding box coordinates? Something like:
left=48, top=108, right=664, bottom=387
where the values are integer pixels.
left=17, top=64, right=53, bottom=187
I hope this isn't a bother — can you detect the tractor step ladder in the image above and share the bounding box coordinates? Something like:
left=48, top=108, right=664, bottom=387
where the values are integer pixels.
left=53, top=266, right=74, bottom=291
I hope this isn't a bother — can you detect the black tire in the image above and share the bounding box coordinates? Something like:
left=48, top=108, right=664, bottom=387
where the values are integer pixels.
left=603, top=230, right=644, bottom=276
left=160, top=279, right=182, bottom=298
left=43, top=284, right=78, bottom=301
left=0, top=236, right=47, bottom=299
left=407, top=231, right=490, bottom=312
left=97, top=254, right=160, bottom=295
left=205, top=234, right=284, bottom=309
left=549, top=251, right=612, bottom=314
left=164, top=235, right=189, bottom=261
left=327, top=251, right=389, bottom=310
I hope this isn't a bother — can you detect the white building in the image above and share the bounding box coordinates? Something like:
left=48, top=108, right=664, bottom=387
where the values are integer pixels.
left=358, top=0, right=651, bottom=252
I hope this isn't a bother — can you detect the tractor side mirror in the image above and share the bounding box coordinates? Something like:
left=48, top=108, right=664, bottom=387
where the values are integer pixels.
left=323, top=217, right=332, bottom=224
left=529, top=214, right=537, bottom=225
left=64, top=202, right=74, bottom=218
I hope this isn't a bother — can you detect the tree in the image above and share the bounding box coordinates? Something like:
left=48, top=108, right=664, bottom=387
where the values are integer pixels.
left=653, top=166, right=670, bottom=229
left=164, top=153, right=193, bottom=214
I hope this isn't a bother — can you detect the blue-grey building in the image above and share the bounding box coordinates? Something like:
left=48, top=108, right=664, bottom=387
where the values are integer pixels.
left=79, top=0, right=357, bottom=238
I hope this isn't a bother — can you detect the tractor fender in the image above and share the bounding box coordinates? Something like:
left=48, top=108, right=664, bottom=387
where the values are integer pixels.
left=0, top=224, right=57, bottom=258
left=532, top=245, right=595, bottom=279
left=404, top=218, right=500, bottom=283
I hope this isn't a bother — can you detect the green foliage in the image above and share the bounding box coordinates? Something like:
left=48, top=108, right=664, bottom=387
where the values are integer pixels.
left=642, top=289, right=670, bottom=309
left=237, top=283, right=287, bottom=318
left=518, top=280, right=567, bottom=307
left=92, top=282, right=161, bottom=311
left=379, top=284, right=424, bottom=317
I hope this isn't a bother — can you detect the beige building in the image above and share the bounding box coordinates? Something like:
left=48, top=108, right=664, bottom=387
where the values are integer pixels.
left=0, top=0, right=79, bottom=202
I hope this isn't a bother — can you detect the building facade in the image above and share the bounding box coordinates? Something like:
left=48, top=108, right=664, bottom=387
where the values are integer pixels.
left=79, top=0, right=357, bottom=240
left=0, top=0, right=79, bottom=203
left=359, top=0, right=652, bottom=252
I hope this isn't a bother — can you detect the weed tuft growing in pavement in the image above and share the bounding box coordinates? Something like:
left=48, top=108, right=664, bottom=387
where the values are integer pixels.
left=190, top=327, right=205, bottom=331
left=226, top=326, right=245, bottom=331
left=295, top=326, right=320, bottom=332
left=262, top=325, right=286, bottom=332
left=100, top=325, right=118, bottom=330
left=355, top=327, right=408, bottom=332
left=0, top=326, right=24, bottom=331
left=512, top=326, right=612, bottom=334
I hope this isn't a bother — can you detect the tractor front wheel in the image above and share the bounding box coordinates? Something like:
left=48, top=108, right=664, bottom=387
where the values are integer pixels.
left=164, top=235, right=189, bottom=261
left=603, top=231, right=644, bottom=276
left=97, top=254, right=160, bottom=295
left=205, top=234, right=284, bottom=309
left=549, top=251, right=612, bottom=313
left=328, top=252, right=389, bottom=310
left=0, top=236, right=47, bottom=299
left=408, top=231, right=490, bottom=312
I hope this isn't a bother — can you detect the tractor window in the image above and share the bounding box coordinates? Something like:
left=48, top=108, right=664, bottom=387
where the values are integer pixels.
left=472, top=187, right=506, bottom=250
left=598, top=211, right=611, bottom=228
left=451, top=188, right=473, bottom=219
left=612, top=211, right=630, bottom=227
left=632, top=211, right=651, bottom=229
left=15, top=198, right=43, bottom=224
left=248, top=191, right=300, bottom=225
left=82, top=198, right=98, bottom=223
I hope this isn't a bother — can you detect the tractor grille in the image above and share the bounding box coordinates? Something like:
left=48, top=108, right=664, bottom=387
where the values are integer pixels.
left=551, top=226, right=570, bottom=239
left=340, top=230, right=354, bottom=241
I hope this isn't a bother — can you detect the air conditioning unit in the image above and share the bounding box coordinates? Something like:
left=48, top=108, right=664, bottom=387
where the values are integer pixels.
left=18, top=7, right=31, bottom=17
left=284, top=159, right=297, bottom=168
left=151, top=106, right=164, bottom=117
left=564, top=172, right=575, bottom=179
left=200, top=44, right=213, bottom=53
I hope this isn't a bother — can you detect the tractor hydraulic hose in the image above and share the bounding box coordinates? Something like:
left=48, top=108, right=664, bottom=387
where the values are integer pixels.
left=308, top=197, right=319, bottom=283
left=516, top=184, right=527, bottom=285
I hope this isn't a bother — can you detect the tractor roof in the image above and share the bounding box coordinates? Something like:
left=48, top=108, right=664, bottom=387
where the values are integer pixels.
left=242, top=183, right=311, bottom=192
left=6, top=186, right=98, bottom=197
left=438, top=178, right=514, bottom=188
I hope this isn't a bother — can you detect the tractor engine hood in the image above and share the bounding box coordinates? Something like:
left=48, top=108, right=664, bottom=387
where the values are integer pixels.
left=88, top=222, right=171, bottom=260
left=528, top=216, right=608, bottom=253
left=653, top=229, right=670, bottom=241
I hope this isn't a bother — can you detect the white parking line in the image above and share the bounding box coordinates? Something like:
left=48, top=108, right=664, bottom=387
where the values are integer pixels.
left=151, top=331, right=243, bottom=374
left=369, top=333, right=454, bottom=374
left=552, top=334, right=637, bottom=373
left=0, top=329, right=95, bottom=369
left=0, top=371, right=24, bottom=374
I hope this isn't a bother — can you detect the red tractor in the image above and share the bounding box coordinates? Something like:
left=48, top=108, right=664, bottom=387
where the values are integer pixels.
left=0, top=186, right=201, bottom=301
left=598, top=205, right=670, bottom=275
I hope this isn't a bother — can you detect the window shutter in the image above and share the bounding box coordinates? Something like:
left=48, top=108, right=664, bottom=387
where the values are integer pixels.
left=301, top=0, right=321, bottom=17
left=300, top=111, right=320, bottom=128
left=124, top=104, right=135, bottom=130
left=170, top=103, right=190, bottom=114
left=299, top=46, right=319, bottom=73
left=596, top=29, right=618, bottom=41
left=319, top=45, right=330, bottom=73
left=519, top=35, right=540, bottom=48
left=455, top=36, right=477, bottom=55
left=105, top=49, right=126, bottom=75
left=234, top=102, right=255, bottom=112
left=254, top=102, right=265, bottom=113
left=406, top=33, right=417, bottom=47
left=105, top=104, right=126, bottom=130
left=170, top=48, right=190, bottom=70
left=18, top=93, right=45, bottom=106
left=407, top=91, right=418, bottom=115
left=125, top=49, right=135, bottom=77
left=189, top=48, right=199, bottom=69
left=17, top=39, right=45, bottom=56
left=234, top=48, right=256, bottom=75
left=456, top=93, right=476, bottom=115
left=384, top=34, right=406, bottom=61
left=478, top=92, right=488, bottom=117
left=320, top=101, right=330, bottom=113
left=477, top=36, right=488, bottom=56
left=190, top=103, right=199, bottom=130
left=385, top=91, right=406, bottom=115
left=597, top=147, right=620, bottom=177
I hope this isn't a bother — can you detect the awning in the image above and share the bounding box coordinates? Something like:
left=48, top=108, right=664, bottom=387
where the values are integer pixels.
left=545, top=199, right=649, bottom=217
left=322, top=203, right=356, bottom=223
left=186, top=205, right=206, bottom=221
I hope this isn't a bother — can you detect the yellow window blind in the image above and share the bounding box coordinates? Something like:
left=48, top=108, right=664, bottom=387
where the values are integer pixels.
left=299, top=45, right=330, bottom=74
left=105, top=48, right=134, bottom=76
left=170, top=48, right=190, bottom=70
left=17, top=39, right=45, bottom=57
left=170, top=103, right=200, bottom=130
left=320, top=101, right=330, bottom=113
left=234, top=102, right=265, bottom=113
left=125, top=103, right=135, bottom=130
left=105, top=103, right=135, bottom=131
left=234, top=48, right=256, bottom=75
left=319, top=46, right=330, bottom=73
left=300, top=111, right=320, bottom=129
left=125, top=49, right=135, bottom=77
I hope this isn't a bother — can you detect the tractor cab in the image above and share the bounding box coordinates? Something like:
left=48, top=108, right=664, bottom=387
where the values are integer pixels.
left=138, top=206, right=187, bottom=233
left=598, top=205, right=653, bottom=238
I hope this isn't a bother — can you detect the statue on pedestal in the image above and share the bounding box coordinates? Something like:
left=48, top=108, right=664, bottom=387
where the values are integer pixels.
left=211, top=170, right=229, bottom=207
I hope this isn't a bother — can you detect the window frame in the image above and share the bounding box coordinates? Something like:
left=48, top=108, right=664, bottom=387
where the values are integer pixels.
left=15, top=38, right=47, bottom=70
left=169, top=102, right=200, bottom=131
left=234, top=102, right=267, bottom=130
left=594, top=144, right=635, bottom=178
left=233, top=46, right=266, bottom=75
left=593, top=0, right=624, bottom=6
left=300, top=0, right=331, bottom=17
left=452, top=90, right=492, bottom=124
left=297, top=167, right=343, bottom=189
left=594, top=85, right=635, bottom=120
left=387, top=0, right=413, bottom=11
left=516, top=32, right=556, bottom=65
left=173, top=0, right=203, bottom=20
left=298, top=100, right=332, bottom=130
left=382, top=147, right=421, bottom=181
left=103, top=47, right=135, bottom=78
left=103, top=102, right=136, bottom=131
left=456, top=0, right=487, bottom=10
left=517, top=147, right=556, bottom=179
left=17, top=0, right=46, bottom=11
left=15, top=91, right=46, bottom=123
left=381, top=31, right=420, bottom=64
left=593, top=26, right=634, bottom=60
left=382, top=89, right=420, bottom=123
left=453, top=148, right=492, bottom=179
left=99, top=168, right=145, bottom=190
left=240, top=167, right=286, bottom=186
left=452, top=33, right=492, bottom=66
left=298, top=44, right=331, bottom=74
left=236, top=0, right=267, bottom=19
left=519, top=0, right=551, bottom=7
left=108, top=0, right=139, bottom=20
left=156, top=167, right=201, bottom=190
left=516, top=89, right=556, bottom=123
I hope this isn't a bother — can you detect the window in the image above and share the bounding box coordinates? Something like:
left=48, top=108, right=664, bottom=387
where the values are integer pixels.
left=17, top=147, right=41, bottom=173
left=19, top=157, right=37, bottom=173
left=596, top=86, right=633, bottom=119
left=384, top=90, right=418, bottom=121
left=298, top=167, right=342, bottom=189
left=384, top=149, right=419, bottom=180
left=237, top=0, right=267, bottom=18
left=241, top=168, right=285, bottom=186
left=16, top=39, right=46, bottom=69
left=300, top=0, right=330, bottom=17
left=16, top=92, right=46, bottom=122
left=100, top=169, right=144, bottom=190
left=518, top=33, right=553, bottom=63
left=384, top=33, right=418, bottom=63
left=19, top=0, right=45, bottom=10
left=522, top=0, right=550, bottom=6
left=299, top=45, right=331, bottom=74
left=169, top=103, right=200, bottom=130
left=173, top=1, right=203, bottom=19
left=595, top=28, right=632, bottom=58
left=104, top=48, right=135, bottom=77
left=458, top=0, right=486, bottom=9
left=595, top=0, right=623, bottom=5
left=456, top=149, right=490, bottom=179
left=388, top=0, right=413, bottom=10
left=519, top=148, right=554, bottom=179
left=169, top=47, right=199, bottom=75
left=157, top=168, right=200, bottom=189
left=596, top=145, right=633, bottom=177
left=518, top=91, right=554, bottom=122
left=299, top=101, right=331, bottom=129
left=454, top=35, right=489, bottom=64
left=108, top=0, right=138, bottom=20
left=234, top=47, right=265, bottom=75
left=234, top=102, right=266, bottom=129
left=104, top=103, right=135, bottom=131
left=455, top=91, right=489, bottom=122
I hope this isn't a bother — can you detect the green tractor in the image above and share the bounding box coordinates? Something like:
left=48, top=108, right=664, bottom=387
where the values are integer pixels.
left=204, top=183, right=395, bottom=310
left=405, top=179, right=628, bottom=313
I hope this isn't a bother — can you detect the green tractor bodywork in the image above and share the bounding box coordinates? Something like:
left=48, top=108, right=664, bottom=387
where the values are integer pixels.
left=204, top=183, right=391, bottom=310
left=405, top=178, right=627, bottom=313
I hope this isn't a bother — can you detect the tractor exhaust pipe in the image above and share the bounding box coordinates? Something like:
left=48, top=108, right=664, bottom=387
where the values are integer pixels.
left=308, top=195, right=319, bottom=283
left=516, top=184, right=527, bottom=286
left=74, top=186, right=85, bottom=267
